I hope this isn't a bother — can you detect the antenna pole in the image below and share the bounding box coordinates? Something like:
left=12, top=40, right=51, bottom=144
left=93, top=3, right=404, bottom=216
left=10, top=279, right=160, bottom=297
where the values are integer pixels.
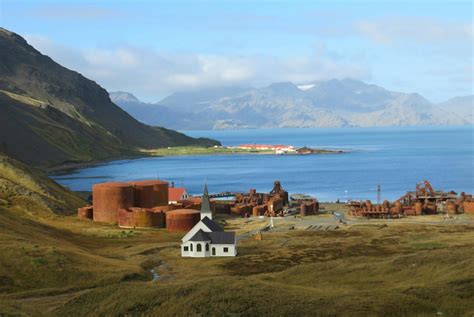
left=377, top=185, right=381, bottom=205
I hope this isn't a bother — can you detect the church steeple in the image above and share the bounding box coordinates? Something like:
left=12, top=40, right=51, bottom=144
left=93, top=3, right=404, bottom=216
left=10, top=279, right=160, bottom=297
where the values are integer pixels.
left=200, top=183, right=212, bottom=220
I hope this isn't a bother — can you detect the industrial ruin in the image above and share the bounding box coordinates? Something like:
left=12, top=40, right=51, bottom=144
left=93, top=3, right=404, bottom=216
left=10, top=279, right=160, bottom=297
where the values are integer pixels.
left=78, top=178, right=472, bottom=230
left=349, top=180, right=474, bottom=218
left=78, top=180, right=205, bottom=231
left=78, top=179, right=321, bottom=231
left=220, top=181, right=319, bottom=217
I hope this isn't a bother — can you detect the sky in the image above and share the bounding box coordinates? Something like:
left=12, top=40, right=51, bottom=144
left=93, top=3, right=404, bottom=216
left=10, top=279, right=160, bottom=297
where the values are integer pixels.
left=0, top=0, right=472, bottom=102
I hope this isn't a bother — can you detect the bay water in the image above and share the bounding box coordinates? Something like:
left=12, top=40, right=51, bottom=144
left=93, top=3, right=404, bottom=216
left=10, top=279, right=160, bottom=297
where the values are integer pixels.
left=52, top=126, right=473, bottom=202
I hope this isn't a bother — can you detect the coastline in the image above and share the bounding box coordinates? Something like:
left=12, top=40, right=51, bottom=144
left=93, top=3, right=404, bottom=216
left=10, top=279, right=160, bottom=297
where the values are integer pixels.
left=141, top=146, right=344, bottom=157
left=47, top=146, right=345, bottom=175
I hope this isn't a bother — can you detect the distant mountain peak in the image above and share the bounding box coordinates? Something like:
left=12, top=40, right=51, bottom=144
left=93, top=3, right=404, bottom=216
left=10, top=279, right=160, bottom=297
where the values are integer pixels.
left=109, top=91, right=140, bottom=103
left=297, top=83, right=315, bottom=91
left=112, top=79, right=469, bottom=130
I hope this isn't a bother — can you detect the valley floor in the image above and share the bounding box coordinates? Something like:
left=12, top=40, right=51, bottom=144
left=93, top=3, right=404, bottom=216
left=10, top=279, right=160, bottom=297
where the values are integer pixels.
left=1, top=204, right=473, bottom=316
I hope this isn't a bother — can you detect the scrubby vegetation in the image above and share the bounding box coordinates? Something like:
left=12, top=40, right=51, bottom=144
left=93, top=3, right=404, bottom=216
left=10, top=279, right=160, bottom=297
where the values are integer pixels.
left=1, top=207, right=473, bottom=316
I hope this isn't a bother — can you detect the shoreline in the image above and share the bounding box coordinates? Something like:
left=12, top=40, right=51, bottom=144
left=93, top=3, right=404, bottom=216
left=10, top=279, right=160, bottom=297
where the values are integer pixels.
left=48, top=146, right=346, bottom=175
left=46, top=154, right=145, bottom=175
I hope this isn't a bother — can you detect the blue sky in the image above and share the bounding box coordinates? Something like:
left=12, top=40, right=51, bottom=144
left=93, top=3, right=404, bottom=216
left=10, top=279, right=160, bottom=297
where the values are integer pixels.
left=0, top=0, right=472, bottom=102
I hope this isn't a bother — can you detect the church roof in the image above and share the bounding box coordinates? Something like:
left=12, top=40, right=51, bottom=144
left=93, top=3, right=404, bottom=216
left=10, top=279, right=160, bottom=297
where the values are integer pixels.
left=189, top=229, right=235, bottom=244
left=189, top=229, right=210, bottom=242
left=207, top=231, right=235, bottom=244
left=201, top=216, right=223, bottom=232
left=200, top=183, right=212, bottom=214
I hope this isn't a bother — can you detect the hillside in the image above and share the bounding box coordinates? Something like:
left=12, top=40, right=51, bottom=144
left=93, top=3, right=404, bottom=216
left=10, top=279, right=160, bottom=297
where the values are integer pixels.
left=0, top=153, right=156, bottom=313
left=112, top=79, right=468, bottom=130
left=0, top=28, right=218, bottom=168
left=0, top=154, right=84, bottom=215
left=438, top=95, right=473, bottom=124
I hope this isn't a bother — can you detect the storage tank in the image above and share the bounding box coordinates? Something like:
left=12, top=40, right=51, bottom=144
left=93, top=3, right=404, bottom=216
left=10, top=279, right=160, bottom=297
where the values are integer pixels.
left=404, top=207, right=415, bottom=216
left=166, top=209, right=200, bottom=232
left=463, top=201, right=474, bottom=214
left=366, top=200, right=373, bottom=211
left=93, top=182, right=134, bottom=223
left=252, top=206, right=259, bottom=217
left=252, top=205, right=265, bottom=217
left=314, top=200, right=319, bottom=213
left=118, top=207, right=165, bottom=228
left=393, top=201, right=403, bottom=215
left=446, top=202, right=457, bottom=215
left=414, top=202, right=423, bottom=215
left=423, top=203, right=437, bottom=215
left=300, top=203, right=308, bottom=216
left=129, top=180, right=169, bottom=208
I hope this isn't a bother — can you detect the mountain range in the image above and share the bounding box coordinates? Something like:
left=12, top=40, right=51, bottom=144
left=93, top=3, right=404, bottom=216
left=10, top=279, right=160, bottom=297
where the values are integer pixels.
left=111, top=80, right=472, bottom=130
left=0, top=28, right=218, bottom=168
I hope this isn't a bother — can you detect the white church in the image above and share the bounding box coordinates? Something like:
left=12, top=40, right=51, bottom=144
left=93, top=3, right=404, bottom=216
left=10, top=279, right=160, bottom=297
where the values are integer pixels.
left=181, top=185, right=237, bottom=257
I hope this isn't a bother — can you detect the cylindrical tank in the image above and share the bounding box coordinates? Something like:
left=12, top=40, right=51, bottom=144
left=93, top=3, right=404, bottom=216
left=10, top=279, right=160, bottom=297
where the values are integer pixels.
left=129, top=180, right=169, bottom=208
left=118, top=207, right=165, bottom=228
left=152, top=205, right=172, bottom=213
left=166, top=209, right=200, bottom=232
left=366, top=200, right=373, bottom=211
left=414, top=202, right=423, bottom=215
left=383, top=200, right=390, bottom=210
left=394, top=201, right=402, bottom=215
left=78, top=206, right=93, bottom=219
left=404, top=207, right=414, bottom=216
left=300, top=203, right=308, bottom=216
left=463, top=201, right=474, bottom=214
left=423, top=203, right=437, bottom=215
left=93, top=182, right=134, bottom=223
left=184, top=203, right=201, bottom=211
left=282, top=191, right=289, bottom=206
left=263, top=194, right=270, bottom=203
left=252, top=206, right=262, bottom=217
left=446, top=202, right=457, bottom=215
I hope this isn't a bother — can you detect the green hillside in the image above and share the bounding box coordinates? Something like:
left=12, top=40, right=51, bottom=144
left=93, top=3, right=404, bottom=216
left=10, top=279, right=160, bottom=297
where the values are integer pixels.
left=0, top=28, right=218, bottom=168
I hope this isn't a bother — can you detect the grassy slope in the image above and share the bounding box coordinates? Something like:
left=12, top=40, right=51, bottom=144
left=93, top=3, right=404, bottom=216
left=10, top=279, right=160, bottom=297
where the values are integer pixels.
left=0, top=154, right=161, bottom=313
left=0, top=28, right=218, bottom=168
left=1, top=213, right=473, bottom=314
left=0, top=154, right=84, bottom=214
left=44, top=224, right=474, bottom=317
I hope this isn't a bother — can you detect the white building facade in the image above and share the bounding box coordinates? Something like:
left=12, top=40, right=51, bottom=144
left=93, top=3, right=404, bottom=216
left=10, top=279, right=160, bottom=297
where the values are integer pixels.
left=181, top=185, right=237, bottom=257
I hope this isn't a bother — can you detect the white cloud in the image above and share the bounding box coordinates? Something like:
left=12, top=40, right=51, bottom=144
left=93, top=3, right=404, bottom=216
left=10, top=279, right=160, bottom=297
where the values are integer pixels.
left=355, top=17, right=473, bottom=48
left=27, top=4, right=124, bottom=20
left=24, top=35, right=370, bottom=101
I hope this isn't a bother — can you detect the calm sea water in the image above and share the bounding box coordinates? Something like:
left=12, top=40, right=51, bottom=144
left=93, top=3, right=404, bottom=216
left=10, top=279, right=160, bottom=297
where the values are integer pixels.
left=52, top=127, right=473, bottom=202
